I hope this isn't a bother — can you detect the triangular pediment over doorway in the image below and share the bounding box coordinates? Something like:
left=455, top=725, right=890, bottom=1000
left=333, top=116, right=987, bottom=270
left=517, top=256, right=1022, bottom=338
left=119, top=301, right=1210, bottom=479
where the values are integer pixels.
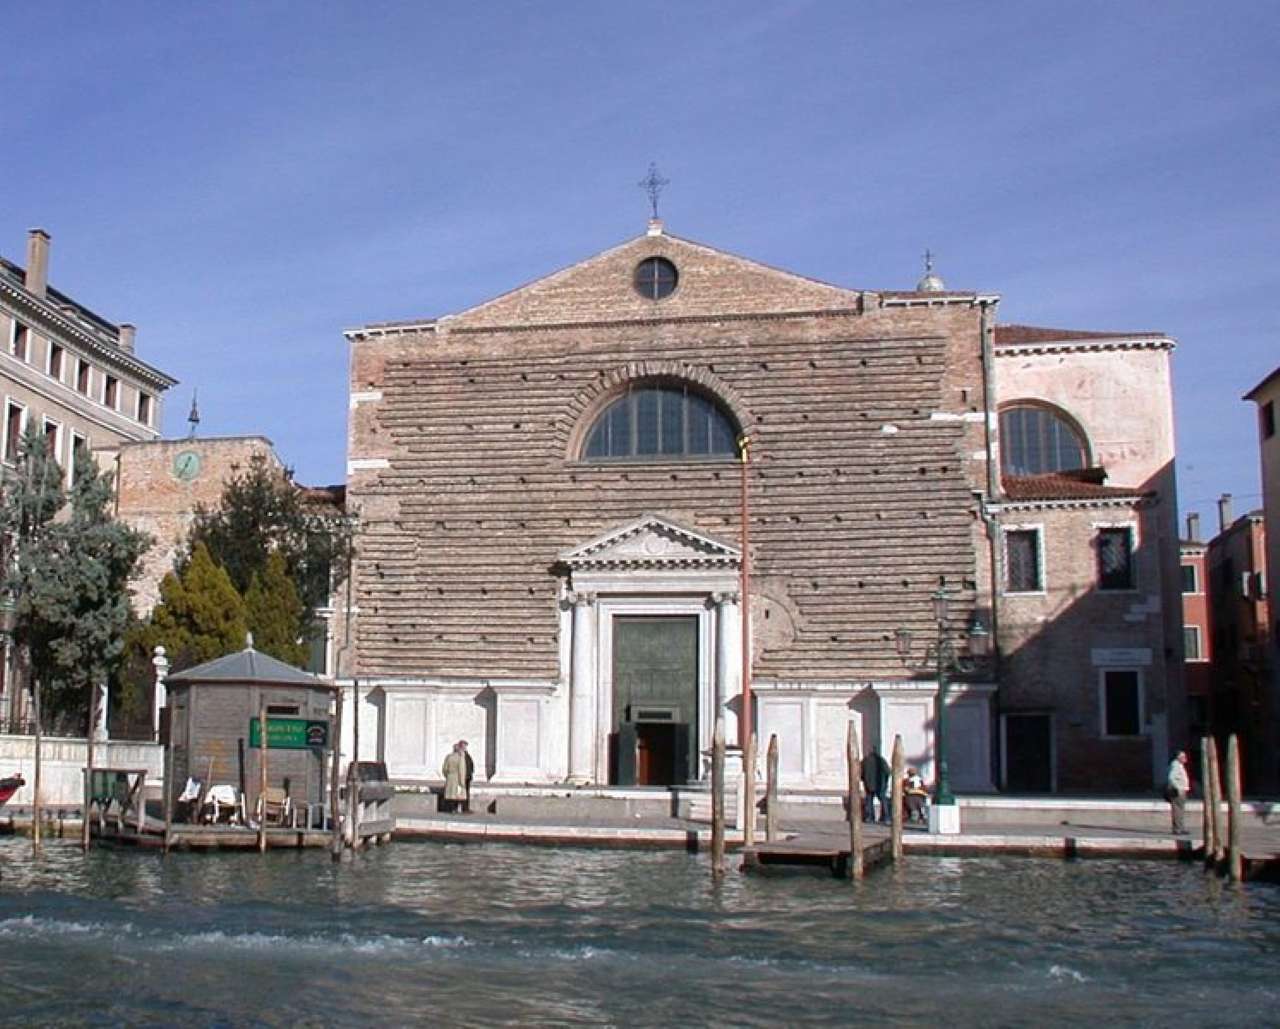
left=561, top=514, right=740, bottom=570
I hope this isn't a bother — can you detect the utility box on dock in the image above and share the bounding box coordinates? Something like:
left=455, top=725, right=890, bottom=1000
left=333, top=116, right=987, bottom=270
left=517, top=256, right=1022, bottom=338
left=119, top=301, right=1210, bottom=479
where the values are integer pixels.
left=164, top=643, right=334, bottom=823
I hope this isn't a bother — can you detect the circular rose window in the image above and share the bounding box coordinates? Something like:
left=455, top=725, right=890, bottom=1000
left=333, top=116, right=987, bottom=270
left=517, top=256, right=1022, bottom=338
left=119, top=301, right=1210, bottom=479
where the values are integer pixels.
left=633, top=257, right=678, bottom=300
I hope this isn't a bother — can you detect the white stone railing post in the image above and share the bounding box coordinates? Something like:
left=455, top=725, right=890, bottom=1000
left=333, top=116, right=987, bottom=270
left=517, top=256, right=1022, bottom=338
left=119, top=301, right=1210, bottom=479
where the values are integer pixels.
left=151, top=645, right=169, bottom=741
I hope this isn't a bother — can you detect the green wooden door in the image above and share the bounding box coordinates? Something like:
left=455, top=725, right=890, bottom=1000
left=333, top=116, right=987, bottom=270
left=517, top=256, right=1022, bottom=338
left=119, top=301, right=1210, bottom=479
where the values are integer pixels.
left=612, top=616, right=698, bottom=785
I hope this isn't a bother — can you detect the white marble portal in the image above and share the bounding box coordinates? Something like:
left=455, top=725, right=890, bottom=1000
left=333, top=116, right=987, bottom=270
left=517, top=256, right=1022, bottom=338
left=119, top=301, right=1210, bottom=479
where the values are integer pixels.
left=874, top=682, right=996, bottom=793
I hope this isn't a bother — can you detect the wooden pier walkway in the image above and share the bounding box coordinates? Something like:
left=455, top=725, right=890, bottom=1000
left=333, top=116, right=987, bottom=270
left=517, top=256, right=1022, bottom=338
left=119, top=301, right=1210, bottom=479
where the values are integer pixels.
left=95, top=812, right=338, bottom=850
left=740, top=826, right=894, bottom=877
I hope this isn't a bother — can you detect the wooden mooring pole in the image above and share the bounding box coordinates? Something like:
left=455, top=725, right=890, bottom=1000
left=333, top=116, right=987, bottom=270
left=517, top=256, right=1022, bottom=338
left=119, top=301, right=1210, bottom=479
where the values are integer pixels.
left=31, top=679, right=43, bottom=853
left=1200, top=737, right=1216, bottom=867
left=711, top=717, right=726, bottom=877
left=890, top=734, right=905, bottom=863
left=743, top=731, right=757, bottom=853
left=1226, top=734, right=1243, bottom=883
left=257, top=698, right=269, bottom=854
left=82, top=686, right=98, bottom=853
left=162, top=740, right=175, bottom=856
left=330, top=682, right=344, bottom=861
left=847, top=722, right=864, bottom=881
left=1207, top=738, right=1225, bottom=867
left=765, top=734, right=779, bottom=843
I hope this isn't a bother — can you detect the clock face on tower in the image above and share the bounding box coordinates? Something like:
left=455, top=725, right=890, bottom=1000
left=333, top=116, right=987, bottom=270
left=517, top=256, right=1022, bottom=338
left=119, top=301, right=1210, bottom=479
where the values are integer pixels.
left=173, top=449, right=202, bottom=481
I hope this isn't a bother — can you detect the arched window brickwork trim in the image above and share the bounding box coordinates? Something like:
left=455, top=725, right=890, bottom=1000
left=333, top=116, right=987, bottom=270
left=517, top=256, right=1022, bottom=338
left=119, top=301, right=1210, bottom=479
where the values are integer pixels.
left=561, top=361, right=752, bottom=462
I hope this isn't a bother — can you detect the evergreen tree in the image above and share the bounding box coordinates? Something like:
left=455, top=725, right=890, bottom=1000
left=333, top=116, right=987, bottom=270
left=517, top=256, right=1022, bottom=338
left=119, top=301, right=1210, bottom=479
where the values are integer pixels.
left=185, top=453, right=350, bottom=626
left=146, top=542, right=248, bottom=669
left=244, top=550, right=307, bottom=666
left=1, top=429, right=150, bottom=727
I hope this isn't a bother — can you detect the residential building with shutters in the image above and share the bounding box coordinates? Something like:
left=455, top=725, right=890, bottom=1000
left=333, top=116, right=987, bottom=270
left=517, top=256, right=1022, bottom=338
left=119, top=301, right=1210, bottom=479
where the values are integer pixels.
left=1179, top=514, right=1212, bottom=749
left=0, top=229, right=177, bottom=730
left=341, top=221, right=1184, bottom=795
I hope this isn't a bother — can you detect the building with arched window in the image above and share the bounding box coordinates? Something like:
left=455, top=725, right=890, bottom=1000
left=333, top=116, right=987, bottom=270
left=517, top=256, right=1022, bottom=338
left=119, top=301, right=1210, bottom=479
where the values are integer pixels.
left=341, top=224, right=1183, bottom=798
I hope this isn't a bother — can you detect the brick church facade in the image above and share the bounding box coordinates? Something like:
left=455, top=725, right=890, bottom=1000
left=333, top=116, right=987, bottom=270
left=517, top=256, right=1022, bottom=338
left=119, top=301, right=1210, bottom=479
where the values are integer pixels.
left=342, top=222, right=1183, bottom=794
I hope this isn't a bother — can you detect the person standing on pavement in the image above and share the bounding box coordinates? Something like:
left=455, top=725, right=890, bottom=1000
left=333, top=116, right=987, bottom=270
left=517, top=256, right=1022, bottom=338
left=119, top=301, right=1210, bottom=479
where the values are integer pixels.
left=860, top=746, right=890, bottom=822
left=1165, top=750, right=1191, bottom=835
left=441, top=742, right=467, bottom=814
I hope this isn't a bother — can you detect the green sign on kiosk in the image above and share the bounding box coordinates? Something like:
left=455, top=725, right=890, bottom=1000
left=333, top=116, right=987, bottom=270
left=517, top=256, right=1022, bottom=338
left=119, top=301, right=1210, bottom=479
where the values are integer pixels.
left=248, top=717, right=329, bottom=750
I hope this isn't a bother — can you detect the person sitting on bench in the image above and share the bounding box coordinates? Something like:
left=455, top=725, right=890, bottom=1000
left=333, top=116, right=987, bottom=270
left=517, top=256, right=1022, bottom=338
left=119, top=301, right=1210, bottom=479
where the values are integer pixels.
left=904, top=767, right=929, bottom=824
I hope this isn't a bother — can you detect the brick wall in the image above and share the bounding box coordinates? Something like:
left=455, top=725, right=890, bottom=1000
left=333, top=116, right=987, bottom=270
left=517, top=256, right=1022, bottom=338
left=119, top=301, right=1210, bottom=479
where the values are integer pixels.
left=106, top=436, right=280, bottom=613
left=346, top=232, right=991, bottom=684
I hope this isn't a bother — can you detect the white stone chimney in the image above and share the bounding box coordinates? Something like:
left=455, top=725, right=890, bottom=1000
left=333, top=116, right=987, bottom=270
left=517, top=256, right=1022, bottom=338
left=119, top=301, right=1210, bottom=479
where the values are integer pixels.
left=1217, top=493, right=1233, bottom=534
left=118, top=323, right=136, bottom=353
left=1186, top=512, right=1200, bottom=542
left=25, top=228, right=50, bottom=298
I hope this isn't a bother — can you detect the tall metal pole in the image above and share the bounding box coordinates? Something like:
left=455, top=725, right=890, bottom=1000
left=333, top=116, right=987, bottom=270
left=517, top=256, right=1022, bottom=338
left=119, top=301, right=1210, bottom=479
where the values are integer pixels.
left=738, top=435, right=751, bottom=750
left=934, top=632, right=954, bottom=807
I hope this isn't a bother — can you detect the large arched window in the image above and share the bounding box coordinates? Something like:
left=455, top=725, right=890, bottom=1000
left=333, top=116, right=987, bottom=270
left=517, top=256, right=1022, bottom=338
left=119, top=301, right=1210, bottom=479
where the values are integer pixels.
left=582, top=383, right=738, bottom=461
left=1000, top=404, right=1088, bottom=476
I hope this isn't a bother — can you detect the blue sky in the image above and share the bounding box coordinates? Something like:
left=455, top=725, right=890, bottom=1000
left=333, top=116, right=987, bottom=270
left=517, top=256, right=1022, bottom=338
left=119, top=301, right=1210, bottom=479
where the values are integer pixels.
left=3, top=2, right=1277, bottom=526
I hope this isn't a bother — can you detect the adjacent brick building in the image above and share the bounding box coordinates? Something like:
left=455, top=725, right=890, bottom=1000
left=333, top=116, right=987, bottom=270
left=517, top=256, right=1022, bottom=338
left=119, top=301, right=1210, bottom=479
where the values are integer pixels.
left=342, top=223, right=1184, bottom=794
left=1205, top=495, right=1272, bottom=790
left=1244, top=367, right=1280, bottom=789
left=991, top=326, right=1183, bottom=791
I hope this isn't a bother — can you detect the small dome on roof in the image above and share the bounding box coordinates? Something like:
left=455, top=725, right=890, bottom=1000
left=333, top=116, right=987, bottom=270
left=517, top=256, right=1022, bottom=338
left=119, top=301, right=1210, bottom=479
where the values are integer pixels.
left=916, top=249, right=946, bottom=292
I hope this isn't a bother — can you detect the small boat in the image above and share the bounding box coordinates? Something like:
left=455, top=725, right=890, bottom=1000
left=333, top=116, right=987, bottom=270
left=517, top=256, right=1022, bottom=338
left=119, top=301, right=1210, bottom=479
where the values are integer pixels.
left=0, top=775, right=25, bottom=806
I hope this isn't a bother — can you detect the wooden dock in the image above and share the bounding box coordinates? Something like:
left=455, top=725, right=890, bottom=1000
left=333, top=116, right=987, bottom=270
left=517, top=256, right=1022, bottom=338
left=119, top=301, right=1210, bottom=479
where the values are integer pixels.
left=83, top=764, right=395, bottom=853
left=95, top=813, right=337, bottom=850
left=740, top=828, right=894, bottom=878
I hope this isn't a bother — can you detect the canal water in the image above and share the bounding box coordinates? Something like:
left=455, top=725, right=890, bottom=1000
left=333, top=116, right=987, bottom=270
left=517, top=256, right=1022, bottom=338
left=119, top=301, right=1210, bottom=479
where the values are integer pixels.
left=0, top=838, right=1276, bottom=1026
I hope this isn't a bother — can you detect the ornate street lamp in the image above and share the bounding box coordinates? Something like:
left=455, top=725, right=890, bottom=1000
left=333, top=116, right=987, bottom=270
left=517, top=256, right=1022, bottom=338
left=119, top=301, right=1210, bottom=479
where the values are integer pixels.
left=895, top=587, right=991, bottom=830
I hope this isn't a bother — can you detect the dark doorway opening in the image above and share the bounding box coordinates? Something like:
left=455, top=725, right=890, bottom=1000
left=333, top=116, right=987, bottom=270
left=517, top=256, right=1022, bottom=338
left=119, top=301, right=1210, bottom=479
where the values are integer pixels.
left=1004, top=713, right=1053, bottom=792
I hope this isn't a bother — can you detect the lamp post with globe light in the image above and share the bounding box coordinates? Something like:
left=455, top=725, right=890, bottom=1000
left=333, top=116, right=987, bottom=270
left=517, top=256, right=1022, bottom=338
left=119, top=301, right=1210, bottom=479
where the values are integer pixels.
left=895, top=587, right=991, bottom=832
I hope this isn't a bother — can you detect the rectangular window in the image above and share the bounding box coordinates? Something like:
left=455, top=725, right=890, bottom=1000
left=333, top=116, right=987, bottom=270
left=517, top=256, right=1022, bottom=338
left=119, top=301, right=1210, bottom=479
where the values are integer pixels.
left=48, top=343, right=63, bottom=381
left=11, top=321, right=29, bottom=362
left=1102, top=669, right=1142, bottom=736
left=1262, top=400, right=1275, bottom=440
left=70, top=432, right=88, bottom=483
left=1180, top=563, right=1198, bottom=594
left=1183, top=626, right=1203, bottom=661
left=4, top=402, right=24, bottom=463
left=1097, top=527, right=1135, bottom=590
left=42, top=418, right=59, bottom=463
left=1005, top=529, right=1042, bottom=592
left=104, top=375, right=118, bottom=410
left=77, top=359, right=91, bottom=395
left=137, top=392, right=152, bottom=426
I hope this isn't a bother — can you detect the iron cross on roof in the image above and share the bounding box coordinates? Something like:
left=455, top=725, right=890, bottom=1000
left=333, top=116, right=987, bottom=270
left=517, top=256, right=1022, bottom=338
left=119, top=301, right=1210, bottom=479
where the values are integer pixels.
left=638, top=162, right=670, bottom=220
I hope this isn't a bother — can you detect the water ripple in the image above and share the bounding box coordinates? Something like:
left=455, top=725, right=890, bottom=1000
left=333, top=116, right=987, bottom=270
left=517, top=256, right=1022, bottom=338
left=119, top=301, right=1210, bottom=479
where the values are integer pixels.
left=0, top=839, right=1276, bottom=1025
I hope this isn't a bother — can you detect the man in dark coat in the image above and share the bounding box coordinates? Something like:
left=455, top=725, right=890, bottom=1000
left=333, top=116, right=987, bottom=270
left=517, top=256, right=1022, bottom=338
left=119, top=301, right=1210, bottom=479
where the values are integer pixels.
left=861, top=746, right=891, bottom=823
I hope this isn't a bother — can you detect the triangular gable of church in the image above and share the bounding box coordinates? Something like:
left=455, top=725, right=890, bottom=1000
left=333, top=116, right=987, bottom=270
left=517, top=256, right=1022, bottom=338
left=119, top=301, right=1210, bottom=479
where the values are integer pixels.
left=561, top=513, right=740, bottom=569
left=442, top=230, right=866, bottom=330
